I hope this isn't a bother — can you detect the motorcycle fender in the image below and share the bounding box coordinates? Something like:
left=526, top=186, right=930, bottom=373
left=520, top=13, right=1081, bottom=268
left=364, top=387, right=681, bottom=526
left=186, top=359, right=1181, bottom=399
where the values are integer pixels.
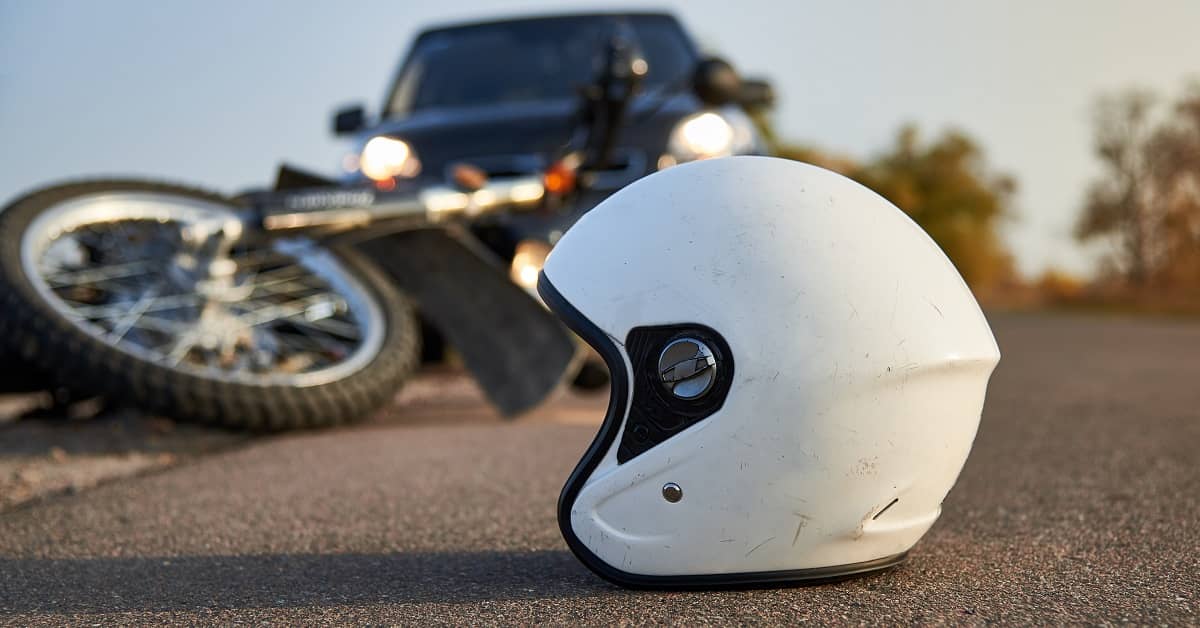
left=356, top=228, right=580, bottom=417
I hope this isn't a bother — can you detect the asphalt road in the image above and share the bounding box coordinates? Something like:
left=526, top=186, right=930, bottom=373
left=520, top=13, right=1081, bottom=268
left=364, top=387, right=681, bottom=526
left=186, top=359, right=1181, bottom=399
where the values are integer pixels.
left=1, top=312, right=1197, bottom=625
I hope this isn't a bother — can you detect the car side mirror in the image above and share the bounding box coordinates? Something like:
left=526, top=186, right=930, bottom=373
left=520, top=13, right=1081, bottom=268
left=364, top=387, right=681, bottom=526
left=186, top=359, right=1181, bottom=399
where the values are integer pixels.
left=333, top=105, right=366, bottom=136
left=738, top=78, right=775, bottom=112
left=692, top=57, right=742, bottom=107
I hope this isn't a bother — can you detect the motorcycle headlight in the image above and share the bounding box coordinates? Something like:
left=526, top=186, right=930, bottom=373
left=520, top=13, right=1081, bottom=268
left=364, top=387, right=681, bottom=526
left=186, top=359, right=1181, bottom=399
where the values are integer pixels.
left=357, top=136, right=421, bottom=181
left=665, top=109, right=759, bottom=165
left=510, top=240, right=552, bottom=295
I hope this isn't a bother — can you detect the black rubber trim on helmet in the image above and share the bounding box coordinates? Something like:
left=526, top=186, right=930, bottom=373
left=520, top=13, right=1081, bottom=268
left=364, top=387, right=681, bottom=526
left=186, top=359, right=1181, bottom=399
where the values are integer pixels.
left=537, top=271, right=909, bottom=589
left=618, top=324, right=734, bottom=463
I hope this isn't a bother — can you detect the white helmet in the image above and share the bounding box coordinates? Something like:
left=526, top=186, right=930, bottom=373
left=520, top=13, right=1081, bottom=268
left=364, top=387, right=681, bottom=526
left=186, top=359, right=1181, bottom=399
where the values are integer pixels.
left=538, top=156, right=1000, bottom=587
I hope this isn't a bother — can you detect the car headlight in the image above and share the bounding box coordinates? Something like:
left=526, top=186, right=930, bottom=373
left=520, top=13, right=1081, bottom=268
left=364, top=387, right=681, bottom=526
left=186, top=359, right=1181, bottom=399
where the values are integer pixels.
left=665, top=108, right=760, bottom=165
left=357, top=136, right=421, bottom=181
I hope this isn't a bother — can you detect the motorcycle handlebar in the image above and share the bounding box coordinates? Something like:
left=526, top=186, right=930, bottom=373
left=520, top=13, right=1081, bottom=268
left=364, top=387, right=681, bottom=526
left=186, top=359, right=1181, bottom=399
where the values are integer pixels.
left=258, top=175, right=546, bottom=233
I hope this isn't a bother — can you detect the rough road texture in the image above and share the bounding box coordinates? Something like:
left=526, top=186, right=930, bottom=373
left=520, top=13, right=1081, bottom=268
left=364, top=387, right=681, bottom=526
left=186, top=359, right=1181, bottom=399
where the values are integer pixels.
left=0, top=313, right=1197, bottom=625
left=0, top=407, right=248, bottom=511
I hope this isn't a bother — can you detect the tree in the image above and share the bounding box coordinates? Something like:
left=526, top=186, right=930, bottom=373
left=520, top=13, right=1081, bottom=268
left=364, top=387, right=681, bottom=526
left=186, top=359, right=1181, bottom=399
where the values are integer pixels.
left=1075, top=90, right=1159, bottom=284
left=1076, top=86, right=1200, bottom=287
left=852, top=125, right=1016, bottom=290
left=1151, top=87, right=1200, bottom=287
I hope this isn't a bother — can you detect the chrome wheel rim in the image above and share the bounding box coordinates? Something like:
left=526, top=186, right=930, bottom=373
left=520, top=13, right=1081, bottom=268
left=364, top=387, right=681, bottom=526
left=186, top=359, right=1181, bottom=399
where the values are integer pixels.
left=19, top=191, right=386, bottom=387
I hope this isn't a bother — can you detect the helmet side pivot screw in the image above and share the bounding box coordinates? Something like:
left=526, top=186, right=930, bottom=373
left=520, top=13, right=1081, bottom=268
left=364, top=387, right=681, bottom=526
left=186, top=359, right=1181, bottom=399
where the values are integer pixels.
left=658, top=338, right=717, bottom=399
left=661, top=482, right=683, bottom=503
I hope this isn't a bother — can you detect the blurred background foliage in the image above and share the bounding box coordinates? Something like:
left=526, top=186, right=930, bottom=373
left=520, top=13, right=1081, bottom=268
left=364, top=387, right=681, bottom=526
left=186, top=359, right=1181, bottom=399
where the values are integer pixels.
left=754, top=81, right=1200, bottom=312
left=756, top=116, right=1017, bottom=296
left=1075, top=85, right=1200, bottom=291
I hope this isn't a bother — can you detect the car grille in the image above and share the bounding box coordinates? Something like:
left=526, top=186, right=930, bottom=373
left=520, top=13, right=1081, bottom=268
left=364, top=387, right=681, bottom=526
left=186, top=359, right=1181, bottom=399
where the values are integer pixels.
left=446, top=150, right=648, bottom=190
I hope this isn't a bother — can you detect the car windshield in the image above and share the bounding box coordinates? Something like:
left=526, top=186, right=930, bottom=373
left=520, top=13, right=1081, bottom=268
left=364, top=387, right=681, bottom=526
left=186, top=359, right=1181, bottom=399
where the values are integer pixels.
left=384, top=15, right=697, bottom=117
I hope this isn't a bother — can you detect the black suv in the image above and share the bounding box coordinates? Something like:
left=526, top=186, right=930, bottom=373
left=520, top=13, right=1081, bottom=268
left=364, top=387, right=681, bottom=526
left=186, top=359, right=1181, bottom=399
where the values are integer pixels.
left=331, top=12, right=772, bottom=278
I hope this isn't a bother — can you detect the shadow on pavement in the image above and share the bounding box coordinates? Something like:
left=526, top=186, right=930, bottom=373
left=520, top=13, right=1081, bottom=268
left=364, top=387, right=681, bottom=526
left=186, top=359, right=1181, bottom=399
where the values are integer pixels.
left=0, top=550, right=613, bottom=612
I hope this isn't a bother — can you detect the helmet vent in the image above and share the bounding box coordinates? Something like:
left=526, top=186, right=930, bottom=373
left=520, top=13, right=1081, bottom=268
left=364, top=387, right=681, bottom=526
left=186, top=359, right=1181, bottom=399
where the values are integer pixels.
left=616, top=324, right=734, bottom=464
left=872, top=498, right=900, bottom=521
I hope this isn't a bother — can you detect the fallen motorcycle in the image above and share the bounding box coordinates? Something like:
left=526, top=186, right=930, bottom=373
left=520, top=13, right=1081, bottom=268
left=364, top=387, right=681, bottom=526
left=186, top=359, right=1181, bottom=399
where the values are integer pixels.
left=0, top=166, right=579, bottom=429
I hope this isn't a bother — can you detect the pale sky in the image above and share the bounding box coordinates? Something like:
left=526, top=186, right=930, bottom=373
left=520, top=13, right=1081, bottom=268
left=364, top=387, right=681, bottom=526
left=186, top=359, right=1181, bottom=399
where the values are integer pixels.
left=3, top=0, right=1198, bottom=277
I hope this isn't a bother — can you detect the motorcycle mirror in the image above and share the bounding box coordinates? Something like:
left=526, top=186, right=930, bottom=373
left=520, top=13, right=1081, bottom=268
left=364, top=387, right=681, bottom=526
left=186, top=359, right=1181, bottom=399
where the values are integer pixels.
left=692, top=57, right=742, bottom=107
left=333, top=104, right=366, bottom=136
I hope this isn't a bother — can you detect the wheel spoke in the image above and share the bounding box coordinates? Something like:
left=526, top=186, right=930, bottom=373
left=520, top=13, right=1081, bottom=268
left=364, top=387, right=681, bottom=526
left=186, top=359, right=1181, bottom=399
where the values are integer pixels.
left=280, top=314, right=360, bottom=340
left=238, top=267, right=321, bottom=292
left=43, top=260, right=157, bottom=287
left=231, top=248, right=294, bottom=269
left=106, top=286, right=160, bottom=342
left=244, top=275, right=327, bottom=299
left=66, top=292, right=202, bottom=320
left=119, top=314, right=188, bottom=335
left=236, top=294, right=345, bottom=327
left=273, top=328, right=330, bottom=354
left=164, top=331, right=199, bottom=367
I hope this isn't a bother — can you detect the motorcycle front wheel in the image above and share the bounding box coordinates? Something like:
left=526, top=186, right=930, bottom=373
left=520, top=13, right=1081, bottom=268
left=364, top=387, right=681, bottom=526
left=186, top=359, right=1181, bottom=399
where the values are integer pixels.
left=0, top=180, right=419, bottom=429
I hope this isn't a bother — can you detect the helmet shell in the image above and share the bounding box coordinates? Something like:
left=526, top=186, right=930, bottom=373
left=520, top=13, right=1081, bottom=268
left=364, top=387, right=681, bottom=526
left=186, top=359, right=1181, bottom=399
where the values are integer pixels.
left=539, top=156, right=1000, bottom=586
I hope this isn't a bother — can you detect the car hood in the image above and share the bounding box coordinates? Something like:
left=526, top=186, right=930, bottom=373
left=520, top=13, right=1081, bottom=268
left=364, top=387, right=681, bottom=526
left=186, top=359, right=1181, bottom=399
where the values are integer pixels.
left=362, top=92, right=701, bottom=179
